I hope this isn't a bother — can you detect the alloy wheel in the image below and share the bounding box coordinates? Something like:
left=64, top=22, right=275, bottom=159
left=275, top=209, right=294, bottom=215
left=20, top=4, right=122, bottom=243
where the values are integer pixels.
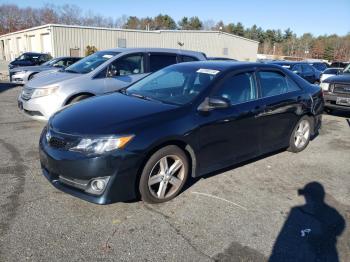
left=294, top=120, right=310, bottom=148
left=148, top=155, right=185, bottom=199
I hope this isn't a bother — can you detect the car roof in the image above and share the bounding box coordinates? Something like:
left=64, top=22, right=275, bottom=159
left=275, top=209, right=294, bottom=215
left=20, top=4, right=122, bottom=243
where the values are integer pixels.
left=267, top=61, right=308, bottom=65
left=170, top=61, right=284, bottom=72
left=102, top=47, right=205, bottom=56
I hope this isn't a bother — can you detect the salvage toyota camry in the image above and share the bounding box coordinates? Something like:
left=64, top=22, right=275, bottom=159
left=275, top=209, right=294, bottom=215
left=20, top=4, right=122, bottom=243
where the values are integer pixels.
left=39, top=61, right=324, bottom=204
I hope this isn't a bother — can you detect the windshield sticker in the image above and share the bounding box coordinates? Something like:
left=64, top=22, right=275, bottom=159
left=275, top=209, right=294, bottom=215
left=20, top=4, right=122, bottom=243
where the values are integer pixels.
left=197, top=68, right=220, bottom=75
left=102, top=55, right=113, bottom=59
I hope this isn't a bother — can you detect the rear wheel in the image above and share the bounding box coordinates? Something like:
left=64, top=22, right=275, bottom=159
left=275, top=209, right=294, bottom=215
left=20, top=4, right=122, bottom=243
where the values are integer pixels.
left=68, top=94, right=92, bottom=105
left=288, top=116, right=311, bottom=153
left=139, top=145, right=189, bottom=204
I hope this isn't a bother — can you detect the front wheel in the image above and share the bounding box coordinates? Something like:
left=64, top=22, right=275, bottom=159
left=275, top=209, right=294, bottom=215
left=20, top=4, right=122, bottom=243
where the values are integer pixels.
left=288, top=116, right=312, bottom=153
left=139, top=145, right=189, bottom=204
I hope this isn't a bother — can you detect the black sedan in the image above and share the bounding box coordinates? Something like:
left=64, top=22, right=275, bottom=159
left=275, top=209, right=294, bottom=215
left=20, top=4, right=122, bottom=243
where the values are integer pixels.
left=39, top=62, right=324, bottom=204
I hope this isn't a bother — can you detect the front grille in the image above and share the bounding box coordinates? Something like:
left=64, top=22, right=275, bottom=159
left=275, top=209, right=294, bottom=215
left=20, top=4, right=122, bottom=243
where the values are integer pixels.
left=21, top=88, right=34, bottom=100
left=49, top=137, right=67, bottom=148
left=332, top=84, right=350, bottom=94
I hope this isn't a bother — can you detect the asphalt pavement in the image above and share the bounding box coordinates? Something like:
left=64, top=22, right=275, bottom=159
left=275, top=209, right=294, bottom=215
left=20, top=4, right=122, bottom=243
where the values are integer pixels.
left=0, top=83, right=349, bottom=261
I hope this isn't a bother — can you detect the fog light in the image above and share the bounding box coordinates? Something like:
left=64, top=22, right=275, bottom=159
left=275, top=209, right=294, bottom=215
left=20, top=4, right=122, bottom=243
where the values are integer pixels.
left=85, top=176, right=110, bottom=195
left=91, top=179, right=105, bottom=192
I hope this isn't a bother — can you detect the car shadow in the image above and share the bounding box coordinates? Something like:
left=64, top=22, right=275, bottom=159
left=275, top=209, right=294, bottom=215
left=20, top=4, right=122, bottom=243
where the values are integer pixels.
left=182, top=148, right=286, bottom=193
left=0, top=82, right=19, bottom=93
left=269, top=182, right=345, bottom=261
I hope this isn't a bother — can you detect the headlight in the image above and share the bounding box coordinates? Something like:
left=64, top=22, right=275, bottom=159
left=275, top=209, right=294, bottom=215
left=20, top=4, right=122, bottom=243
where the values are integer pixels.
left=14, top=70, right=27, bottom=75
left=31, top=86, right=59, bottom=98
left=70, top=135, right=134, bottom=155
left=320, top=82, right=329, bottom=91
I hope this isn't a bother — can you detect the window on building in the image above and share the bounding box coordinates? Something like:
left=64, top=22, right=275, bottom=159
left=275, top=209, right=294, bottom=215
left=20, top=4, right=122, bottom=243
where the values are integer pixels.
left=118, top=38, right=126, bottom=48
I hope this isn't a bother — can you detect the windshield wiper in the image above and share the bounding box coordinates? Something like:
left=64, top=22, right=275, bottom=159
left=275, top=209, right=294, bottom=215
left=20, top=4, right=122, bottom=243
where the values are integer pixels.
left=64, top=69, right=78, bottom=74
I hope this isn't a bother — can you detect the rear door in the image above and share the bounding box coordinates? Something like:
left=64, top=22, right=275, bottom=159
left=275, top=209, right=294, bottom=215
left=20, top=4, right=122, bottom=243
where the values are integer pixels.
left=256, top=69, right=304, bottom=152
left=147, top=52, right=179, bottom=73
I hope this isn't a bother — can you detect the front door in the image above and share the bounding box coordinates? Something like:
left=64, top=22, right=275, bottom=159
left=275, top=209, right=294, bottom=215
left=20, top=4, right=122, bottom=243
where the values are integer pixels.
left=103, top=53, right=148, bottom=92
left=197, top=71, right=262, bottom=173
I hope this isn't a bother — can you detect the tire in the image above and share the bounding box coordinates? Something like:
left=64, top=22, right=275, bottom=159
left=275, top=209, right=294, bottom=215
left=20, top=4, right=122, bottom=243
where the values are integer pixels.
left=288, top=116, right=312, bottom=153
left=139, top=145, right=189, bottom=204
left=324, top=108, right=333, bottom=114
left=68, top=94, right=92, bottom=105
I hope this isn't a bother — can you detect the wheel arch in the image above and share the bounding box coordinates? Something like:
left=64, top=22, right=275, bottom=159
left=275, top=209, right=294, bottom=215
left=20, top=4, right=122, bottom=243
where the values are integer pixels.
left=64, top=92, right=95, bottom=105
left=133, top=139, right=198, bottom=199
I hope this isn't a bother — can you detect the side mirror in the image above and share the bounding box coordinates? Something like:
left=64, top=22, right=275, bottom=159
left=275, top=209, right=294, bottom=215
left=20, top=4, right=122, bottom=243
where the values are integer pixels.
left=293, top=70, right=300, bottom=75
left=52, top=63, right=61, bottom=67
left=198, top=97, right=230, bottom=112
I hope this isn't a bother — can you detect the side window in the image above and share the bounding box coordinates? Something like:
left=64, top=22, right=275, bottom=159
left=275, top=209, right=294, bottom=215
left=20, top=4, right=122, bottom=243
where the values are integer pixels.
left=213, top=72, right=257, bottom=105
left=286, top=77, right=301, bottom=92
left=181, top=55, right=198, bottom=62
left=108, top=54, right=144, bottom=77
left=302, top=64, right=314, bottom=74
left=149, top=53, right=177, bottom=72
left=258, top=71, right=289, bottom=97
left=293, top=64, right=302, bottom=73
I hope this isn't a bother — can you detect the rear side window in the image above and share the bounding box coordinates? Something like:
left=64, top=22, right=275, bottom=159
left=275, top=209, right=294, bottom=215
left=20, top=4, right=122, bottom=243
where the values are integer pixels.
left=181, top=55, right=198, bottom=62
left=258, top=71, right=289, bottom=97
left=213, top=72, right=257, bottom=105
left=149, top=54, right=177, bottom=72
left=302, top=64, right=314, bottom=74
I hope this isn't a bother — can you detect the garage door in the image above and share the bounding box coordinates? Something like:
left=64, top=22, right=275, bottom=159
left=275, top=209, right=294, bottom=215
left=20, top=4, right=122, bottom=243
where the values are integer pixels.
left=29, top=35, right=36, bottom=52
left=41, top=33, right=52, bottom=54
left=16, top=37, right=24, bottom=54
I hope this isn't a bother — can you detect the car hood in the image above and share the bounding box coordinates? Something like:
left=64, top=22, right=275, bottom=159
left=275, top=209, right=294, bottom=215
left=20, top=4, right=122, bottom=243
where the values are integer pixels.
left=11, top=65, right=49, bottom=72
left=50, top=93, right=179, bottom=135
left=324, top=74, right=350, bottom=84
left=26, top=70, right=81, bottom=88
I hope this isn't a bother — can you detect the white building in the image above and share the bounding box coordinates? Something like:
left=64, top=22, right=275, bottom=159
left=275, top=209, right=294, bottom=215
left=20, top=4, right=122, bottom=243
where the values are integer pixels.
left=0, top=24, right=259, bottom=61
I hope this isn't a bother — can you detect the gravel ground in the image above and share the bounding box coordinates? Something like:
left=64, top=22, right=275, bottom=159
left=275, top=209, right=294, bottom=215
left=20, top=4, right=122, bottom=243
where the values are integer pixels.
left=0, top=83, right=349, bottom=261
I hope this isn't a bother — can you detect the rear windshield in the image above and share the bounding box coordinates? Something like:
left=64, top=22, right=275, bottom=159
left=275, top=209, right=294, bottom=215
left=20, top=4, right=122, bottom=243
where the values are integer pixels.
left=64, top=51, right=119, bottom=74
left=324, top=68, right=340, bottom=74
left=16, top=53, right=40, bottom=61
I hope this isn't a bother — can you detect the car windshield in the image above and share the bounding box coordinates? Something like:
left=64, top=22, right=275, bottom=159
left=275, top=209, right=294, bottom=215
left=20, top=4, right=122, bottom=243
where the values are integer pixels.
left=126, top=65, right=219, bottom=105
left=343, top=65, right=350, bottom=74
left=16, top=53, right=40, bottom=61
left=64, top=51, right=119, bottom=74
left=42, top=58, right=60, bottom=66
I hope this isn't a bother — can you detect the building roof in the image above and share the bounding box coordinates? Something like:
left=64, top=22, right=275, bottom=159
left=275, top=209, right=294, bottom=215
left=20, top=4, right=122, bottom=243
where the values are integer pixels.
left=0, top=24, right=259, bottom=44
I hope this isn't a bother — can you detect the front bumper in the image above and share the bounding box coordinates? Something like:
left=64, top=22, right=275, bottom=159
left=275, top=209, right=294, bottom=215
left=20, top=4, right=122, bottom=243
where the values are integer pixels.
left=10, top=72, right=28, bottom=84
left=324, top=92, right=350, bottom=111
left=39, top=128, right=142, bottom=204
left=17, top=92, right=63, bottom=121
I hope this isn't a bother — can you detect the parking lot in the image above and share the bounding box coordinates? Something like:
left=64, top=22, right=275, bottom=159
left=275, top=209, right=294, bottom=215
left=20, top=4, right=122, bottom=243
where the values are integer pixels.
left=0, top=82, right=349, bottom=261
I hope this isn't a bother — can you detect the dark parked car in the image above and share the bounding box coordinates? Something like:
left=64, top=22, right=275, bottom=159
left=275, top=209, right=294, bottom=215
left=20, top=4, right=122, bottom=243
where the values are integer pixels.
left=39, top=62, right=324, bottom=204
left=329, top=61, right=349, bottom=69
left=269, top=61, right=321, bottom=84
left=8, top=52, right=52, bottom=81
left=321, top=64, right=350, bottom=112
left=308, top=62, right=328, bottom=72
left=8, top=52, right=51, bottom=69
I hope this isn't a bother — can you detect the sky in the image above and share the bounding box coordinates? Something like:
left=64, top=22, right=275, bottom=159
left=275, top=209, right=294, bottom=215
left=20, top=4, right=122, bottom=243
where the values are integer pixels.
left=2, top=0, right=350, bottom=36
